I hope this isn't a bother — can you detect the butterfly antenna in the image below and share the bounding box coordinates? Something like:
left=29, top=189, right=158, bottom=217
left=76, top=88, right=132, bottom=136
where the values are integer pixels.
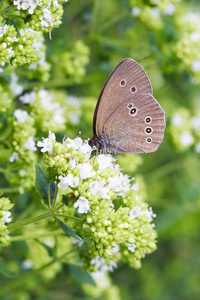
left=77, top=131, right=90, bottom=140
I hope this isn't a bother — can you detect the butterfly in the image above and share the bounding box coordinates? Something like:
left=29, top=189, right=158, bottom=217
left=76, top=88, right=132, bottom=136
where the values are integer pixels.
left=89, top=58, right=165, bottom=154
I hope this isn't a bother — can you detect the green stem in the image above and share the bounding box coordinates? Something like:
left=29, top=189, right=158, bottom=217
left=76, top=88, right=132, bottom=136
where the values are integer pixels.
left=7, top=212, right=52, bottom=231
left=0, top=187, right=20, bottom=193
left=47, top=182, right=51, bottom=209
left=10, top=230, right=64, bottom=242
left=0, top=167, right=9, bottom=175
left=51, top=184, right=58, bottom=211
left=24, top=74, right=105, bottom=90
left=97, top=11, right=128, bottom=34
left=54, top=213, right=83, bottom=222
left=53, top=203, right=65, bottom=212
left=0, top=4, right=12, bottom=13
left=2, top=12, right=25, bottom=20
left=0, top=250, right=73, bottom=295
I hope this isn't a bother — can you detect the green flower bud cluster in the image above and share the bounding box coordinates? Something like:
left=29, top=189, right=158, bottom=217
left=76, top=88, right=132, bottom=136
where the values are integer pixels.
left=0, top=83, right=14, bottom=114
left=18, top=89, right=82, bottom=132
left=173, top=12, right=200, bottom=84
left=0, top=24, right=42, bottom=69
left=13, top=0, right=64, bottom=33
left=38, top=132, right=157, bottom=272
left=53, top=40, right=90, bottom=81
left=169, top=108, right=200, bottom=153
left=130, top=0, right=178, bottom=30
left=0, top=196, right=14, bottom=249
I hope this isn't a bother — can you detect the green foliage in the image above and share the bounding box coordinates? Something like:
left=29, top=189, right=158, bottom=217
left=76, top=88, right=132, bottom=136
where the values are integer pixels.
left=0, top=0, right=200, bottom=299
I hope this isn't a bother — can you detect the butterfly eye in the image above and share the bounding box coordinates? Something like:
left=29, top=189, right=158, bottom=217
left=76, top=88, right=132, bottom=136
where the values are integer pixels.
left=120, top=79, right=126, bottom=86
left=127, top=103, right=133, bottom=109
left=129, top=107, right=138, bottom=116
left=145, top=116, right=152, bottom=124
left=145, top=127, right=153, bottom=134
left=130, top=86, right=136, bottom=93
left=146, top=137, right=152, bottom=143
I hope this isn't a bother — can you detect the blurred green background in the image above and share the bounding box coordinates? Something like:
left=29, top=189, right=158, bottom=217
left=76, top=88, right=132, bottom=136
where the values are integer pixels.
left=1, top=0, right=200, bottom=299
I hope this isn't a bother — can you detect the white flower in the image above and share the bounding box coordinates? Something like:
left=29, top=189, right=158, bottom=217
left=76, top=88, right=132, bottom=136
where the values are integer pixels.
left=48, top=0, right=59, bottom=8
left=131, top=6, right=141, bottom=16
left=89, top=181, right=110, bottom=199
left=0, top=68, right=3, bottom=73
left=129, top=207, right=141, bottom=219
left=23, top=136, right=37, bottom=151
left=67, top=95, right=82, bottom=107
left=191, top=59, right=200, bottom=72
left=66, top=137, right=83, bottom=149
left=171, top=113, right=184, bottom=127
left=163, top=4, right=175, bottom=16
left=80, top=142, right=93, bottom=161
left=190, top=32, right=200, bottom=42
left=190, top=115, right=200, bottom=130
left=97, top=154, right=114, bottom=171
left=52, top=108, right=65, bottom=124
left=1, top=211, right=12, bottom=223
left=40, top=8, right=53, bottom=27
left=37, top=130, right=55, bottom=153
left=69, top=158, right=76, bottom=169
left=107, top=174, right=123, bottom=192
left=9, top=151, right=19, bottom=163
left=131, top=181, right=139, bottom=191
left=127, top=243, right=136, bottom=252
left=0, top=25, right=8, bottom=37
left=195, top=142, right=200, bottom=153
left=19, top=91, right=36, bottom=104
left=112, top=244, right=120, bottom=254
left=22, top=259, right=32, bottom=269
left=9, top=73, right=24, bottom=96
left=74, top=196, right=90, bottom=214
left=14, top=0, right=40, bottom=14
left=69, top=111, right=81, bottom=125
left=13, top=109, right=29, bottom=123
left=179, top=131, right=194, bottom=147
left=77, top=163, right=95, bottom=180
left=144, top=207, right=156, bottom=218
left=117, top=174, right=131, bottom=196
left=7, top=47, right=15, bottom=57
left=91, top=256, right=117, bottom=274
left=58, top=174, right=79, bottom=190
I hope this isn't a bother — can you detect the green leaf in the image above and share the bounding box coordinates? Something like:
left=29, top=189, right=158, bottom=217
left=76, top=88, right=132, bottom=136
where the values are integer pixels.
left=0, top=191, right=3, bottom=197
left=35, top=164, right=56, bottom=203
left=69, top=265, right=96, bottom=286
left=35, top=240, right=54, bottom=258
left=56, top=218, right=83, bottom=242
left=0, top=259, right=18, bottom=278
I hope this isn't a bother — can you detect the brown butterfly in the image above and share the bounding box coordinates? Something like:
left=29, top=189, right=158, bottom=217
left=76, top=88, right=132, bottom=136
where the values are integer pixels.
left=89, top=58, right=165, bottom=154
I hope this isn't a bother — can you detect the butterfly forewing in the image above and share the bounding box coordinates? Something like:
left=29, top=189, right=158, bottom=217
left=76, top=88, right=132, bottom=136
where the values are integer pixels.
left=102, top=94, right=165, bottom=154
left=94, top=58, right=153, bottom=137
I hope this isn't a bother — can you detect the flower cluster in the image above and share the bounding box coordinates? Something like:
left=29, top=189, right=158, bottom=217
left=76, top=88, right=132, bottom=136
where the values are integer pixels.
left=0, top=25, right=41, bottom=70
left=169, top=107, right=200, bottom=152
left=13, top=0, right=64, bottom=33
left=130, top=0, right=180, bottom=30
left=37, top=132, right=157, bottom=273
left=52, top=40, right=90, bottom=81
left=173, top=11, right=200, bottom=84
left=0, top=196, right=14, bottom=248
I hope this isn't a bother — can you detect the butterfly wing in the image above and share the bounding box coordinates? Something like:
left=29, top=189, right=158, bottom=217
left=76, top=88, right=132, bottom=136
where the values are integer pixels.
left=93, top=58, right=153, bottom=137
left=102, top=93, right=165, bottom=154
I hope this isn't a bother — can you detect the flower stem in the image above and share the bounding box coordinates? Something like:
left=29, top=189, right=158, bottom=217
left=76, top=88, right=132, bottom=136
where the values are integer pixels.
left=10, top=230, right=64, bottom=242
left=51, top=184, right=58, bottom=210
left=54, top=213, right=83, bottom=222
left=47, top=182, right=51, bottom=209
left=7, top=212, right=52, bottom=231
left=0, top=250, right=74, bottom=296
